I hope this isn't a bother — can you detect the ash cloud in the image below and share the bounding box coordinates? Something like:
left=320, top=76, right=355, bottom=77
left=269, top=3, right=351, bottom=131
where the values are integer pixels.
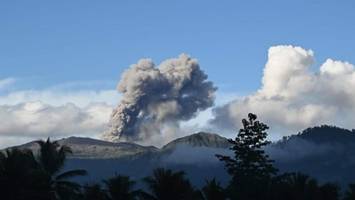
left=102, top=54, right=217, bottom=145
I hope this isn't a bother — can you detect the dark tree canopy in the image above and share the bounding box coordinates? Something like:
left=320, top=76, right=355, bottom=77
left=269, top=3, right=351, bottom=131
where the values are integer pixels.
left=141, top=168, right=202, bottom=200
left=82, top=184, right=108, bottom=200
left=202, top=178, right=226, bottom=200
left=104, top=174, right=140, bottom=200
left=217, top=113, right=277, bottom=180
left=216, top=113, right=277, bottom=200
left=344, top=184, right=355, bottom=200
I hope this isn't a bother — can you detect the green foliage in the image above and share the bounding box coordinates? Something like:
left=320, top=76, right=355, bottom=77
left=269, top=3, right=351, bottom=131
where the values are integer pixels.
left=104, top=175, right=140, bottom=200
left=215, top=113, right=342, bottom=200
left=36, top=138, right=87, bottom=200
left=216, top=113, right=277, bottom=200
left=269, top=172, right=340, bottom=200
left=140, top=168, right=202, bottom=200
left=81, top=184, right=108, bottom=200
left=37, top=138, right=72, bottom=175
left=0, top=149, right=45, bottom=200
left=202, top=178, right=226, bottom=200
left=0, top=138, right=87, bottom=200
left=217, top=113, right=277, bottom=179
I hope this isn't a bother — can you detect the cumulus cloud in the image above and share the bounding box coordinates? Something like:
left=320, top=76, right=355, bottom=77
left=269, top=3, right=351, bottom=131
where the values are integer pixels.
left=102, top=54, right=217, bottom=146
left=211, top=45, right=355, bottom=138
left=0, top=101, right=112, bottom=138
left=0, top=81, right=119, bottom=148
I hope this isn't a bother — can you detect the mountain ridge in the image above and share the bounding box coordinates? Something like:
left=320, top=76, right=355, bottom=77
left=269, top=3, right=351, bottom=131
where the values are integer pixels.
left=4, top=125, right=355, bottom=186
left=7, top=132, right=229, bottom=159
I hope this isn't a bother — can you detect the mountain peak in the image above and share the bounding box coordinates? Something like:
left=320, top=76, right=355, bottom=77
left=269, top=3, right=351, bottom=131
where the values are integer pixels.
left=162, top=132, right=230, bottom=150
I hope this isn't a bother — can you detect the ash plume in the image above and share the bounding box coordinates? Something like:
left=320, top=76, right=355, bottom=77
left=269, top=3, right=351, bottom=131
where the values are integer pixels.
left=101, top=54, right=217, bottom=145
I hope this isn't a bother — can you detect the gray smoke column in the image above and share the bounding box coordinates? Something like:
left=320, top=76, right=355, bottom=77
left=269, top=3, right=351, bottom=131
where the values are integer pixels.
left=101, top=54, right=217, bottom=144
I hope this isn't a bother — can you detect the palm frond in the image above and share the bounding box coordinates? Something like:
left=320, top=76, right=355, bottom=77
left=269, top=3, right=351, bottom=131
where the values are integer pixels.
left=138, top=191, right=157, bottom=200
left=55, top=180, right=82, bottom=191
left=55, top=169, right=87, bottom=180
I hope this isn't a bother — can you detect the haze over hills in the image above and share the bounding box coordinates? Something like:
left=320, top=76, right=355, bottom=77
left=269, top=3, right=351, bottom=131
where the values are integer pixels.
left=162, top=132, right=231, bottom=150
left=269, top=125, right=355, bottom=186
left=12, top=132, right=229, bottom=159
left=15, top=136, right=159, bottom=159
left=5, top=126, right=355, bottom=187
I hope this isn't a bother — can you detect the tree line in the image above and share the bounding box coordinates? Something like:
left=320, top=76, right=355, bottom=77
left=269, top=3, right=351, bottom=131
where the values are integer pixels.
left=1, top=113, right=355, bottom=200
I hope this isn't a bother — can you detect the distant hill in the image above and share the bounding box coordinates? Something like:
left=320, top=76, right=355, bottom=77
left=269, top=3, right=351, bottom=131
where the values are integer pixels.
left=12, top=136, right=158, bottom=159
left=61, top=132, right=230, bottom=186
left=11, top=132, right=228, bottom=159
left=276, top=125, right=355, bottom=145
left=5, top=126, right=355, bottom=187
left=162, top=132, right=230, bottom=150
left=269, top=125, right=355, bottom=186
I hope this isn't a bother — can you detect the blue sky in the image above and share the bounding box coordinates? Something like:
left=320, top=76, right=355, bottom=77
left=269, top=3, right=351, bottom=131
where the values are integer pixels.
left=1, top=0, right=354, bottom=92
left=1, top=1, right=355, bottom=147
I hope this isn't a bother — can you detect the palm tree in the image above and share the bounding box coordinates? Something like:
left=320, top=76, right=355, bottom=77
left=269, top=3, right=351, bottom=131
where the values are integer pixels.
left=82, top=184, right=108, bottom=200
left=141, top=168, right=202, bottom=200
left=103, top=174, right=140, bottom=200
left=281, top=172, right=319, bottom=200
left=0, top=148, right=46, bottom=199
left=202, top=178, right=226, bottom=200
left=36, top=138, right=87, bottom=200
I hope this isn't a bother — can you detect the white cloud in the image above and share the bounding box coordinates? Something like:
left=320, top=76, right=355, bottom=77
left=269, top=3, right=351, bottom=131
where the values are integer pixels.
left=0, top=78, right=16, bottom=90
left=0, top=81, right=120, bottom=148
left=3, top=45, right=354, bottom=147
left=0, top=89, right=120, bottom=107
left=0, top=101, right=113, bottom=146
left=211, top=45, right=355, bottom=139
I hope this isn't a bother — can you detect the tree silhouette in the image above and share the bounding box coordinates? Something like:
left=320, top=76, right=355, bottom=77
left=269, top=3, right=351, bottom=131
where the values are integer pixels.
left=344, top=184, right=355, bottom=200
left=216, top=113, right=277, bottom=200
left=283, top=172, right=319, bottom=200
left=36, top=138, right=87, bottom=200
left=0, top=148, right=44, bottom=200
left=318, top=183, right=339, bottom=200
left=82, top=184, right=108, bottom=200
left=268, top=172, right=340, bottom=200
left=141, top=168, right=202, bottom=200
left=202, top=178, right=226, bottom=200
left=104, top=174, right=140, bottom=200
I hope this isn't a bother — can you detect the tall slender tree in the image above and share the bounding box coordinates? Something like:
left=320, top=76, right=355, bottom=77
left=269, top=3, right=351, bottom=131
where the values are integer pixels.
left=216, top=113, right=277, bottom=200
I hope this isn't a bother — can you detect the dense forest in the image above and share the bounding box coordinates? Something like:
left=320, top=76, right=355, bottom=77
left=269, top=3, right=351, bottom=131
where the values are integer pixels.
left=1, top=113, right=355, bottom=200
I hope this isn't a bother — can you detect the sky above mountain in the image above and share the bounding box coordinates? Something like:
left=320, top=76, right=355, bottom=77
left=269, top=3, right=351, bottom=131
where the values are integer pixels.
left=1, top=1, right=355, bottom=148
